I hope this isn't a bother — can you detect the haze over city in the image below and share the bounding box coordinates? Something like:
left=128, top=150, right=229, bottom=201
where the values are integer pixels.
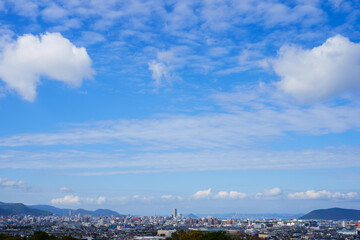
left=0, top=0, right=359, bottom=216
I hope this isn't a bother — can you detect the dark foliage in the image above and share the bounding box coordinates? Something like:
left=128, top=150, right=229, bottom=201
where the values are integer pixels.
left=0, top=232, right=76, bottom=240
left=167, top=230, right=231, bottom=240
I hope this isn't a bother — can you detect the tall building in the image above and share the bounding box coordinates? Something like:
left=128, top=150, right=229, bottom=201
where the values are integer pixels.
left=173, top=208, right=178, bottom=218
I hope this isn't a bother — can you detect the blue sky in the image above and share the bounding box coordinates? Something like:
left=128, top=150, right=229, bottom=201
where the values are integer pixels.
left=0, top=0, right=360, bottom=216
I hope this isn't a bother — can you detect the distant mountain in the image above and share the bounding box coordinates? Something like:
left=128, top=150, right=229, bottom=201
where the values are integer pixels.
left=187, top=213, right=198, bottom=218
left=93, top=209, right=120, bottom=216
left=29, top=204, right=123, bottom=217
left=0, top=203, right=51, bottom=216
left=29, top=205, right=70, bottom=216
left=300, top=208, right=360, bottom=220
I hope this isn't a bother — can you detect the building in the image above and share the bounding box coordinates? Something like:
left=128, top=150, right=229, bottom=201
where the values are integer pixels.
left=157, top=230, right=176, bottom=238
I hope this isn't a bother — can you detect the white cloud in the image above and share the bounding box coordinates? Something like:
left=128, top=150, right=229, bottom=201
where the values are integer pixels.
left=288, top=190, right=358, bottom=199
left=192, top=188, right=212, bottom=199
left=51, top=195, right=80, bottom=204
left=0, top=177, right=27, bottom=189
left=148, top=60, right=171, bottom=87
left=161, top=195, right=174, bottom=200
left=79, top=31, right=106, bottom=46
left=264, top=187, right=282, bottom=196
left=0, top=32, right=94, bottom=102
left=0, top=85, right=359, bottom=173
left=41, top=3, right=68, bottom=21
left=51, top=195, right=106, bottom=205
left=0, top=28, right=15, bottom=51
left=132, top=195, right=154, bottom=202
left=97, top=196, right=106, bottom=204
left=1, top=96, right=359, bottom=148
left=272, top=35, right=360, bottom=102
left=161, top=194, right=183, bottom=201
left=7, top=0, right=39, bottom=18
left=214, top=191, right=247, bottom=200
left=60, top=187, right=72, bottom=192
left=148, top=48, right=183, bottom=87
left=86, top=196, right=106, bottom=204
left=83, top=196, right=107, bottom=204
left=1, top=146, right=360, bottom=173
left=255, top=187, right=282, bottom=199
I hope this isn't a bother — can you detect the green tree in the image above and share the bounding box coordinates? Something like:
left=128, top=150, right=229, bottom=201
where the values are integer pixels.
left=29, top=231, right=50, bottom=240
left=0, top=233, right=22, bottom=240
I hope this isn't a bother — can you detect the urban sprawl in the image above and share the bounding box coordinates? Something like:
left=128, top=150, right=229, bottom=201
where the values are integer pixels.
left=1, top=209, right=360, bottom=240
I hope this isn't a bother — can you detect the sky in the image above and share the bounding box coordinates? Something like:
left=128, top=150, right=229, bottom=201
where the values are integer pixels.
left=0, top=0, right=360, bottom=216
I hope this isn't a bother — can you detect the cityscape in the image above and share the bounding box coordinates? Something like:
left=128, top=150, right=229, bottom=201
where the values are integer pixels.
left=1, top=207, right=360, bottom=239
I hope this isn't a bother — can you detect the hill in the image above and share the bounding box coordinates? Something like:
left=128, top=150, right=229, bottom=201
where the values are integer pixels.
left=29, top=205, right=123, bottom=216
left=187, top=213, right=198, bottom=218
left=0, top=201, right=123, bottom=217
left=0, top=203, right=51, bottom=216
left=300, top=208, right=360, bottom=220
left=28, top=205, right=70, bottom=215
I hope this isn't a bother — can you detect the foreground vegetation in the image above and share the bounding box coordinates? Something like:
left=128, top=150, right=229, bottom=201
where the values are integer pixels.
left=1, top=230, right=264, bottom=240
left=0, top=232, right=76, bottom=240
left=167, top=230, right=262, bottom=240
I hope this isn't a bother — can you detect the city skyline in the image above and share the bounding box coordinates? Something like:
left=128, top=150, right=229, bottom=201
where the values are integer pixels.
left=0, top=0, right=360, bottom=215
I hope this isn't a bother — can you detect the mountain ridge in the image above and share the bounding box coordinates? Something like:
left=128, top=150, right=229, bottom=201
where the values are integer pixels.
left=0, top=202, right=123, bottom=217
left=300, top=207, right=360, bottom=220
left=28, top=204, right=123, bottom=217
left=0, top=203, right=51, bottom=216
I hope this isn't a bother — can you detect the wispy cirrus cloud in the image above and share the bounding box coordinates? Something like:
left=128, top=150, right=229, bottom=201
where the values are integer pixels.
left=1, top=147, right=360, bottom=173
left=0, top=95, right=359, bottom=148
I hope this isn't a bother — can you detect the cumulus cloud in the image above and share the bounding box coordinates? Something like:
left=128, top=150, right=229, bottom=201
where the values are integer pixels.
left=0, top=177, right=27, bottom=189
left=192, top=188, right=212, bottom=199
left=51, top=195, right=80, bottom=204
left=214, top=191, right=247, bottom=200
left=272, top=35, right=360, bottom=102
left=51, top=195, right=106, bottom=205
left=255, top=187, right=282, bottom=199
left=97, top=196, right=106, bottom=204
left=288, top=190, right=358, bottom=200
left=0, top=32, right=94, bottom=102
